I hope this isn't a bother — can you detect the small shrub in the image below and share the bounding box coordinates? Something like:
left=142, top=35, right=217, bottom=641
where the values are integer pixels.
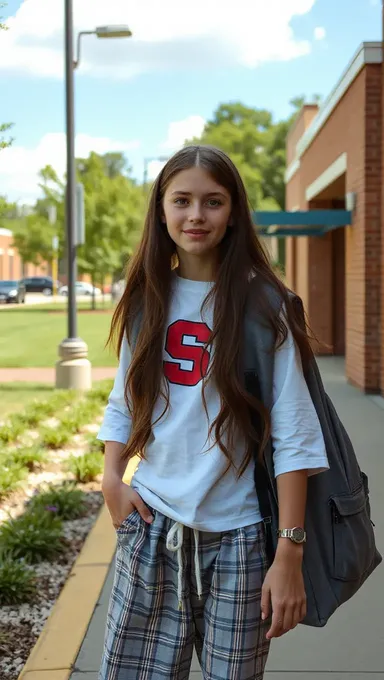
left=60, top=401, right=100, bottom=434
left=16, top=402, right=52, bottom=428
left=0, top=557, right=37, bottom=606
left=27, top=482, right=87, bottom=520
left=24, top=399, right=54, bottom=419
left=25, top=391, right=77, bottom=422
left=0, top=463, right=28, bottom=500
left=0, top=418, right=25, bottom=445
left=48, top=390, right=78, bottom=413
left=67, top=451, right=104, bottom=483
left=86, top=434, right=104, bottom=454
left=59, top=412, right=83, bottom=434
left=40, top=426, right=71, bottom=449
left=86, top=380, right=113, bottom=405
left=6, top=445, right=47, bottom=472
left=0, top=510, right=63, bottom=564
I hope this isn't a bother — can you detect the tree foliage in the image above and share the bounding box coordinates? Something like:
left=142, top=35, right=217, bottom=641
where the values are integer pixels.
left=9, top=152, right=145, bottom=306
left=0, top=6, right=13, bottom=150
left=186, top=97, right=319, bottom=210
left=3, top=95, right=322, bottom=284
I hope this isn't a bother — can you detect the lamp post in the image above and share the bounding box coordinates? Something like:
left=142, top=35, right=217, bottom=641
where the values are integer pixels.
left=56, top=0, right=132, bottom=390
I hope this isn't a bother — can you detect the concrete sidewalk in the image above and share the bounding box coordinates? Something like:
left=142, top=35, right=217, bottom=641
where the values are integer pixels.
left=0, top=367, right=116, bottom=383
left=70, top=358, right=384, bottom=680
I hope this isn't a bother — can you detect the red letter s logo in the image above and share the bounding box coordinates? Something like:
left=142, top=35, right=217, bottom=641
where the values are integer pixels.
left=164, top=320, right=211, bottom=386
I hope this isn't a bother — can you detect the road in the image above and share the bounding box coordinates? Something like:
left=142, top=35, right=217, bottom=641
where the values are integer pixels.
left=0, top=293, right=112, bottom=309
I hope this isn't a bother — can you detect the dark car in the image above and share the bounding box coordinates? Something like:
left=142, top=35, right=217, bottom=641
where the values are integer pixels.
left=0, top=280, right=26, bottom=304
left=20, top=276, right=55, bottom=295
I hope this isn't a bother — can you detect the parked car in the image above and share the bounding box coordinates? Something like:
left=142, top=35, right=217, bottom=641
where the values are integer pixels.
left=0, top=279, right=26, bottom=304
left=59, top=281, right=102, bottom=297
left=20, top=276, right=58, bottom=296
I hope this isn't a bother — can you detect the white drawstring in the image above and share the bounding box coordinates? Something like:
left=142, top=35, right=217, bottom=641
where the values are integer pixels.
left=166, top=522, right=203, bottom=610
left=193, top=528, right=203, bottom=601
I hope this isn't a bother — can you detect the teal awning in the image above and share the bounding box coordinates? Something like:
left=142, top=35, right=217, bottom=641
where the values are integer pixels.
left=253, top=210, right=352, bottom=237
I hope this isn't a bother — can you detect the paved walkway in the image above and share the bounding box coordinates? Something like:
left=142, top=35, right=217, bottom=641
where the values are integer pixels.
left=70, top=358, right=384, bottom=679
left=0, top=367, right=116, bottom=383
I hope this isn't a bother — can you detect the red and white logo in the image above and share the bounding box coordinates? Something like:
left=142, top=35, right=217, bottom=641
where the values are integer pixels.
left=164, top=320, right=212, bottom=387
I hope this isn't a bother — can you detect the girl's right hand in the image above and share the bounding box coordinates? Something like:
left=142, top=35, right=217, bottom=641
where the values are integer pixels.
left=102, top=477, right=154, bottom=529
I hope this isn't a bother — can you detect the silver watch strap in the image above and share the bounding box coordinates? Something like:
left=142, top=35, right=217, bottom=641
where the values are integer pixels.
left=278, top=529, right=294, bottom=538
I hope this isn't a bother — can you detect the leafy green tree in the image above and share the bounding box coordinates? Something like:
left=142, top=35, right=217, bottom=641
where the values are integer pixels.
left=0, top=6, right=13, bottom=150
left=11, top=213, right=55, bottom=268
left=76, top=152, right=144, bottom=307
left=187, top=97, right=321, bottom=211
left=0, top=196, right=16, bottom=227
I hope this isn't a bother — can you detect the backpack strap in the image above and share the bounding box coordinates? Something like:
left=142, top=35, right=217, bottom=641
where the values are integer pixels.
left=245, top=370, right=275, bottom=566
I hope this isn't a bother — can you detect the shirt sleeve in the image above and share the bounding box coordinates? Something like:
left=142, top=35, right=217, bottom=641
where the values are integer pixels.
left=271, top=324, right=329, bottom=478
left=97, top=333, right=132, bottom=444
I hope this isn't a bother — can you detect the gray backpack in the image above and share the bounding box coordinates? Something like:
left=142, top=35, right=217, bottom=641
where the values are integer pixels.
left=243, top=288, right=382, bottom=627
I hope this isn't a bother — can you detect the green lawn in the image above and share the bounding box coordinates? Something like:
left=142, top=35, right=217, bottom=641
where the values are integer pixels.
left=0, top=382, right=56, bottom=418
left=0, top=303, right=118, bottom=368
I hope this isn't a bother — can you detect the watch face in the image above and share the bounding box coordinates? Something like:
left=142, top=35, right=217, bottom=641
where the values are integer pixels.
left=292, top=527, right=305, bottom=543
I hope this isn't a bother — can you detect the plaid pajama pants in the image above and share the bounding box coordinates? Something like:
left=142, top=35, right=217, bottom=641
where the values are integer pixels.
left=99, top=508, right=271, bottom=680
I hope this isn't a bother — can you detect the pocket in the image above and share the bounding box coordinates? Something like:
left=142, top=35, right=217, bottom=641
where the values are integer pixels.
left=115, top=509, right=139, bottom=534
left=330, top=483, right=375, bottom=582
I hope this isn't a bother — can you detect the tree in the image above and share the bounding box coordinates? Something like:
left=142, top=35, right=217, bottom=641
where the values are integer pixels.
left=8, top=165, right=65, bottom=276
left=0, top=123, right=13, bottom=150
left=76, top=152, right=145, bottom=307
left=0, top=5, right=13, bottom=151
left=186, top=97, right=321, bottom=211
left=0, top=196, right=16, bottom=227
left=12, top=213, right=55, bottom=268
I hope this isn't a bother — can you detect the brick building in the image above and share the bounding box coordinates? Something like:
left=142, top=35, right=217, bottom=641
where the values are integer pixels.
left=0, top=228, right=49, bottom=280
left=284, top=41, right=383, bottom=396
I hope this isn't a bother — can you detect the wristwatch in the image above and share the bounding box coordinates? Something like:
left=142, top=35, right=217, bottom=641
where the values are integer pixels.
left=277, top=527, right=306, bottom=544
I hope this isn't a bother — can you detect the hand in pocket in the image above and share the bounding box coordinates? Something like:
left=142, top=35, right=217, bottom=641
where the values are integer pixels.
left=102, top=479, right=154, bottom=529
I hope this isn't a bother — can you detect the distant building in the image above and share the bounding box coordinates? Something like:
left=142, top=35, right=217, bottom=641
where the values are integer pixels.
left=285, top=41, right=384, bottom=396
left=0, top=228, right=49, bottom=280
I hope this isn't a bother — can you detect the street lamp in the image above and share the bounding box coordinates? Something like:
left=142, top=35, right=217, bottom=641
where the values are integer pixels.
left=74, top=25, right=132, bottom=69
left=56, top=0, right=132, bottom=390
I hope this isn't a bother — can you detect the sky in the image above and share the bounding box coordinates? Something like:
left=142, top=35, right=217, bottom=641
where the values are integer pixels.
left=0, top=0, right=382, bottom=204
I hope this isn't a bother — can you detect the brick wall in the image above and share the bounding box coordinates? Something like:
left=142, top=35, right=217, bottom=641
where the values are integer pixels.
left=364, top=65, right=382, bottom=391
left=381, top=27, right=384, bottom=396
left=286, top=64, right=383, bottom=393
left=0, top=230, right=49, bottom=281
left=286, top=105, right=319, bottom=166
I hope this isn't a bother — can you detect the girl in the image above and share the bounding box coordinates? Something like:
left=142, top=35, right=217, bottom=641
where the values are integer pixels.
left=98, top=145, right=329, bottom=680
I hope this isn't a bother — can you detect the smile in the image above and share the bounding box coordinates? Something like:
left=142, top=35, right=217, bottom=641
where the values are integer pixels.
left=183, top=230, right=209, bottom=238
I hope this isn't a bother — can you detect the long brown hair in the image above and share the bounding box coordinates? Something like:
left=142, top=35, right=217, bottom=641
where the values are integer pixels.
left=108, top=145, right=313, bottom=475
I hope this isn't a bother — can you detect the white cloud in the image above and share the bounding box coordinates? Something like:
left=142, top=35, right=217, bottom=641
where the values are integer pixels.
left=314, top=26, right=326, bottom=41
left=145, top=115, right=207, bottom=180
left=0, top=0, right=317, bottom=79
left=147, top=160, right=167, bottom=182
left=160, top=116, right=206, bottom=151
left=0, top=132, right=140, bottom=203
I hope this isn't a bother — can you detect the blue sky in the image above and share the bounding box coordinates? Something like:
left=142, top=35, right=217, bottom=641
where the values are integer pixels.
left=0, top=0, right=381, bottom=204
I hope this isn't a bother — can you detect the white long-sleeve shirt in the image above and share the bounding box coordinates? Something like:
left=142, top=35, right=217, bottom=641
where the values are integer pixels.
left=97, top=275, right=329, bottom=531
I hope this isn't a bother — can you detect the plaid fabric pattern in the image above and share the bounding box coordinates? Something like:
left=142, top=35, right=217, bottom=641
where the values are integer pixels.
left=99, top=509, right=271, bottom=680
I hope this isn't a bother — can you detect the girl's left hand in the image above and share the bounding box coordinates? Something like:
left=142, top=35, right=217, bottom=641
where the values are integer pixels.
left=261, top=550, right=307, bottom=640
